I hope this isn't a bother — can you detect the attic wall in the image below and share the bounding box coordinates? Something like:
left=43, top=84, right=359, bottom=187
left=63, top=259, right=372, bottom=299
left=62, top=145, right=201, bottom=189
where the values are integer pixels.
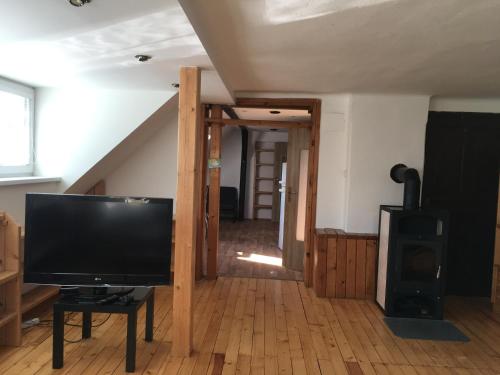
left=344, top=94, right=430, bottom=233
left=237, top=92, right=430, bottom=233
left=35, top=87, right=175, bottom=192
left=0, top=181, right=60, bottom=224
left=104, top=110, right=179, bottom=205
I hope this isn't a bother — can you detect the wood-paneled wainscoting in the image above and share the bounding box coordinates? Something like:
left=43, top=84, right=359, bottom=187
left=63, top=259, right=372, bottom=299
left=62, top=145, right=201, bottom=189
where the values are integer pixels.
left=313, top=229, right=378, bottom=299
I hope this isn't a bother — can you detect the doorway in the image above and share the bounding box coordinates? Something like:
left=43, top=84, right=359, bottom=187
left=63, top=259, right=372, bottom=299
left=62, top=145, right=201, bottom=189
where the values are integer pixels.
left=202, top=99, right=321, bottom=283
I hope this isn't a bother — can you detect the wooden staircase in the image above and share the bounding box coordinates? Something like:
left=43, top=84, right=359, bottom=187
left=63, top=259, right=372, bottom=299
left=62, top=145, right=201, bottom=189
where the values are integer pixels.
left=253, top=142, right=275, bottom=219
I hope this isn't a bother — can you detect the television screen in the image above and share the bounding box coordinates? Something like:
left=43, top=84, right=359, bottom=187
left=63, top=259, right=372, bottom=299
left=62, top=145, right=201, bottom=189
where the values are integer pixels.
left=24, top=193, right=173, bottom=286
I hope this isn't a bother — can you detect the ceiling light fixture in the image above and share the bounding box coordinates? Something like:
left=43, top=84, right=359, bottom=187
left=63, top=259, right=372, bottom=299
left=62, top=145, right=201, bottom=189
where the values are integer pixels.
left=135, top=55, right=152, bottom=62
left=270, top=110, right=281, bottom=114
left=69, top=0, right=91, bottom=7
left=171, top=83, right=179, bottom=88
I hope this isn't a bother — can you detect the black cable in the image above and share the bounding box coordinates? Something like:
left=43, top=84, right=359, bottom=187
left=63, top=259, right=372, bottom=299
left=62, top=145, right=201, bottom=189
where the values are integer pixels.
left=64, top=337, right=83, bottom=344
left=22, top=312, right=112, bottom=345
left=64, top=313, right=111, bottom=328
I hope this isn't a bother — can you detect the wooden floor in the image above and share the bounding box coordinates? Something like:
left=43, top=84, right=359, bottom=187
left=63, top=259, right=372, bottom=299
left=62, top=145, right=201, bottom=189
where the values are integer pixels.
left=2, top=278, right=500, bottom=374
left=218, top=220, right=302, bottom=281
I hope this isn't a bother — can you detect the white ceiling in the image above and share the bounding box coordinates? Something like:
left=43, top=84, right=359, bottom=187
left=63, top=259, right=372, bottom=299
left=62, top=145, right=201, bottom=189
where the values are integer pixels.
left=0, top=0, right=232, bottom=103
left=180, top=0, right=500, bottom=96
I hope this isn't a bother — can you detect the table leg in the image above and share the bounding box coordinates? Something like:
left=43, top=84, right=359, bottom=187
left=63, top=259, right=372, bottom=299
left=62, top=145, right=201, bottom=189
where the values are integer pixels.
left=126, top=310, right=137, bottom=372
left=145, top=292, right=154, bottom=342
left=52, top=309, right=64, bottom=369
left=82, top=311, right=92, bottom=339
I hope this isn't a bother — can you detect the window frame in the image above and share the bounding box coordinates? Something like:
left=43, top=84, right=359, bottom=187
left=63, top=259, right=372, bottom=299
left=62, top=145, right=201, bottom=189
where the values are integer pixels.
left=0, top=77, right=35, bottom=177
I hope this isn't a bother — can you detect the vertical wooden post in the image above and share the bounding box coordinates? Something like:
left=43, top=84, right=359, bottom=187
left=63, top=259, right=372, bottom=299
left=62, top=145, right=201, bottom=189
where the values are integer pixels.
left=195, top=104, right=208, bottom=280
left=207, top=105, right=222, bottom=280
left=172, top=66, right=201, bottom=357
left=303, top=100, right=322, bottom=287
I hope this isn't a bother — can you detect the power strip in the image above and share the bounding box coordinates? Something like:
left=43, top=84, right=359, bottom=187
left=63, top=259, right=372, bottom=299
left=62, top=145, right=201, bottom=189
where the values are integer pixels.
left=22, top=317, right=40, bottom=329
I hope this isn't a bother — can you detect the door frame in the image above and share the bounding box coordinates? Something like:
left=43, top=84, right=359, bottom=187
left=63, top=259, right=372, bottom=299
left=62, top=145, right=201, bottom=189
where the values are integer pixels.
left=199, top=98, right=321, bottom=287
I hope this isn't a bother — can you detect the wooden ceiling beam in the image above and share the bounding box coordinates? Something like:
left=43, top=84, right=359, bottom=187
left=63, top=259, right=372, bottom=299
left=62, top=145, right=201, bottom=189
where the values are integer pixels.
left=205, top=117, right=311, bottom=129
left=235, top=97, right=317, bottom=110
left=221, top=105, right=239, bottom=120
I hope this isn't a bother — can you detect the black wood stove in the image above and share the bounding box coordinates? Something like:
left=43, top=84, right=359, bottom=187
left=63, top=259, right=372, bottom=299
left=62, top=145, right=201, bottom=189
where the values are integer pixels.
left=376, top=164, right=449, bottom=319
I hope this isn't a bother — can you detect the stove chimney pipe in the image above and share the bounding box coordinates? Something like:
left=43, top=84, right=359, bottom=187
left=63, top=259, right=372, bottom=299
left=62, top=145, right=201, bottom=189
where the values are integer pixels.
left=390, top=163, right=421, bottom=210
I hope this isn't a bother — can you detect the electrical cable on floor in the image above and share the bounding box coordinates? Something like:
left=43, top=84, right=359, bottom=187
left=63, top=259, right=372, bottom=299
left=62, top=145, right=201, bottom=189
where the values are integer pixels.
left=22, top=312, right=112, bottom=344
left=64, top=313, right=111, bottom=328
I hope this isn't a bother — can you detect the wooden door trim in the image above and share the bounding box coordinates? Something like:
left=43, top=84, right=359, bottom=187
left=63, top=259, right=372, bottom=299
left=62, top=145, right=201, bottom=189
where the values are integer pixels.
left=206, top=117, right=311, bottom=129
left=195, top=104, right=208, bottom=281
left=201, top=98, right=321, bottom=287
left=207, top=105, right=223, bottom=280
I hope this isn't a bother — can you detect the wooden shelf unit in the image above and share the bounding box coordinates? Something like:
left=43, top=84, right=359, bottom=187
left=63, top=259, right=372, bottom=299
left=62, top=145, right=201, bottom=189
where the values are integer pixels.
left=0, top=211, right=22, bottom=346
left=0, top=311, right=17, bottom=330
left=19, top=230, right=60, bottom=318
left=253, top=142, right=275, bottom=219
left=0, top=271, right=17, bottom=285
left=21, top=286, right=59, bottom=315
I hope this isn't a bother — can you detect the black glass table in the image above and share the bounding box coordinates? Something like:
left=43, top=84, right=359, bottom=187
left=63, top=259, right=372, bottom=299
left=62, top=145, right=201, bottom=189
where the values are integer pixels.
left=52, top=287, right=154, bottom=373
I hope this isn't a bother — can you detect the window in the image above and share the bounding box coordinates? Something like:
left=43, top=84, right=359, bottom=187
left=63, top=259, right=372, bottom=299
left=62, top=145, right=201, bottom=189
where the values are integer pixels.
left=0, top=78, right=34, bottom=177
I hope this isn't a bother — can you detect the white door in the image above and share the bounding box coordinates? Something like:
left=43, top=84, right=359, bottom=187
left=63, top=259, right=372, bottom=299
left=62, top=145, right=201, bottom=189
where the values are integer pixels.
left=278, top=163, right=287, bottom=249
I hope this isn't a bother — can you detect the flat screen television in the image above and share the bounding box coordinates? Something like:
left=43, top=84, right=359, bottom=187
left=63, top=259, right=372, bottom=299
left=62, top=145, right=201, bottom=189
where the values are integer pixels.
left=24, top=193, right=173, bottom=286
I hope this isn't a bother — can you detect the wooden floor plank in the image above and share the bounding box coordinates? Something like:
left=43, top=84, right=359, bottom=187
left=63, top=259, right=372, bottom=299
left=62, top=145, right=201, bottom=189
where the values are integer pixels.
left=1, top=279, right=500, bottom=375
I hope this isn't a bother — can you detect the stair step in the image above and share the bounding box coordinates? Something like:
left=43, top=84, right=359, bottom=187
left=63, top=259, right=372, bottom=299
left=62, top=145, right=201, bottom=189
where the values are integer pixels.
left=255, top=204, right=272, bottom=209
left=256, top=163, right=274, bottom=166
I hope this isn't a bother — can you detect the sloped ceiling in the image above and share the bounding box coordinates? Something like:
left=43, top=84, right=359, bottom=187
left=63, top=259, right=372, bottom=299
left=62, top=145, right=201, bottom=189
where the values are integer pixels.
left=180, top=0, right=500, bottom=96
left=66, top=94, right=179, bottom=194
left=0, top=0, right=232, bottom=102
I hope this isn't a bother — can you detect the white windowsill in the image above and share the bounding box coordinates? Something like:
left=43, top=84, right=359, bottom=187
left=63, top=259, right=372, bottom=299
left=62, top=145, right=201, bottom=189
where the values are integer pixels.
left=0, top=176, right=61, bottom=187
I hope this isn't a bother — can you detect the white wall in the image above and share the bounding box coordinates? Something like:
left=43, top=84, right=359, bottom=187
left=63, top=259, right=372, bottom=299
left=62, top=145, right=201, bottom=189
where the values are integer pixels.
left=105, top=110, right=179, bottom=204
left=430, top=97, right=500, bottom=113
left=237, top=92, right=350, bottom=225
left=315, top=95, right=349, bottom=229
left=35, top=87, right=175, bottom=192
left=0, top=181, right=60, bottom=224
left=237, top=92, right=430, bottom=233
left=344, top=94, right=430, bottom=233
left=220, top=126, right=242, bottom=191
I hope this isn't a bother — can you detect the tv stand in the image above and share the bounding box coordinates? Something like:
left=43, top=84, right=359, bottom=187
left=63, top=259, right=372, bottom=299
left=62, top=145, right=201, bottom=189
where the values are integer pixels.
left=53, top=287, right=154, bottom=373
left=60, top=286, right=135, bottom=302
